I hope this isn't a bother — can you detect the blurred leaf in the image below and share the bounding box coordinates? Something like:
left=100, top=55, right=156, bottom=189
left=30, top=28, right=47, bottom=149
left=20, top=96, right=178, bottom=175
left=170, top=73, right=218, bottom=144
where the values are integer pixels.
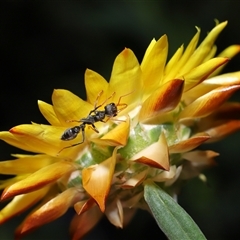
left=144, top=181, right=206, bottom=240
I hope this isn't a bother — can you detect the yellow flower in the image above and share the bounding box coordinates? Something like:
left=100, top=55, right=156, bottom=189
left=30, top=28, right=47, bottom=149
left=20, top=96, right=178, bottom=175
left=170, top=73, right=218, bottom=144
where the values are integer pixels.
left=1, top=21, right=240, bottom=239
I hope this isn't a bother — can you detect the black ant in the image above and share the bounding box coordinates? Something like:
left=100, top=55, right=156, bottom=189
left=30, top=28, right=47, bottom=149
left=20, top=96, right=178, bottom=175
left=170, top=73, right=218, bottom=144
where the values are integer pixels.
left=58, top=91, right=131, bottom=154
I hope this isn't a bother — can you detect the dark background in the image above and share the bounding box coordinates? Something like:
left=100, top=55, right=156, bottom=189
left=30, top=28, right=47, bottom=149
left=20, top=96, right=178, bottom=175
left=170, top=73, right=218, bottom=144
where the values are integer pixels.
left=1, top=1, right=240, bottom=239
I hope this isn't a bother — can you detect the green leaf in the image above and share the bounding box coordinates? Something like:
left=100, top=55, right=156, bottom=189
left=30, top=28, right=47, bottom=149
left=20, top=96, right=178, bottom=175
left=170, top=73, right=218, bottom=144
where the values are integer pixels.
left=144, top=181, right=206, bottom=240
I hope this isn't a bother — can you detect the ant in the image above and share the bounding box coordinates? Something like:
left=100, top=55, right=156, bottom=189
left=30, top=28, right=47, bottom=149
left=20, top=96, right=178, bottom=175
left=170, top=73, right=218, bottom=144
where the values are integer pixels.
left=58, top=90, right=131, bottom=154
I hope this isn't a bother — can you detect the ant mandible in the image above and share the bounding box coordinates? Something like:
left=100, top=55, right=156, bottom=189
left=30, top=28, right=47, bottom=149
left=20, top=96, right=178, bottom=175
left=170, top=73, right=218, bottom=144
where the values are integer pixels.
left=57, top=91, right=131, bottom=154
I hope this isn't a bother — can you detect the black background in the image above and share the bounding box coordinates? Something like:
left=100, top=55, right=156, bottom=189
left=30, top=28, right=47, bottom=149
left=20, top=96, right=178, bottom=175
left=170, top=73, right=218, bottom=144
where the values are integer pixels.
left=1, top=1, right=240, bottom=239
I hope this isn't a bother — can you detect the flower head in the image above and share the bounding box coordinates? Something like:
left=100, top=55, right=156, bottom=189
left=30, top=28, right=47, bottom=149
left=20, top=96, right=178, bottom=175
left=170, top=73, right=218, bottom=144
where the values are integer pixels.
left=1, top=21, right=240, bottom=239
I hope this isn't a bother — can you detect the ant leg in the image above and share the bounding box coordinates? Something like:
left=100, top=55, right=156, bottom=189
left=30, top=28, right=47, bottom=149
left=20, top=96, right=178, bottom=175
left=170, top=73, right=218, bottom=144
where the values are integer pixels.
left=57, top=127, right=85, bottom=155
left=88, top=124, right=99, bottom=133
left=90, top=91, right=116, bottom=115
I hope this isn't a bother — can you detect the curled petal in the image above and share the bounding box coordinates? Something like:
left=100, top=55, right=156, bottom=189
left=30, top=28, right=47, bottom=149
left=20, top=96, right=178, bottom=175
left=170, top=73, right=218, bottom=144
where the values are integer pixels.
left=16, top=188, right=83, bottom=237
left=183, top=57, right=229, bottom=92
left=169, top=133, right=210, bottom=153
left=52, top=89, right=92, bottom=126
left=139, top=79, right=184, bottom=122
left=85, top=69, right=109, bottom=105
left=105, top=198, right=123, bottom=228
left=91, top=116, right=130, bottom=146
left=130, top=132, right=170, bottom=170
left=141, top=35, right=168, bottom=92
left=0, top=187, right=49, bottom=224
left=70, top=206, right=102, bottom=240
left=82, top=148, right=118, bottom=212
left=38, top=100, right=61, bottom=126
left=1, top=161, right=76, bottom=200
left=179, top=85, right=240, bottom=120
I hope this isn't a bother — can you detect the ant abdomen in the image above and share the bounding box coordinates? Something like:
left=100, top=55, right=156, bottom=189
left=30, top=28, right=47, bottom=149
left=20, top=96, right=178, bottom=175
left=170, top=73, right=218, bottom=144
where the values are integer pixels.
left=61, top=126, right=81, bottom=141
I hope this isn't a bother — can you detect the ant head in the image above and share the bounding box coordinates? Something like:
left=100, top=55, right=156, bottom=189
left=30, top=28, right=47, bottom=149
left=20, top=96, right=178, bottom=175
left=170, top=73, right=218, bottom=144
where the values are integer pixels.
left=104, top=103, right=118, bottom=117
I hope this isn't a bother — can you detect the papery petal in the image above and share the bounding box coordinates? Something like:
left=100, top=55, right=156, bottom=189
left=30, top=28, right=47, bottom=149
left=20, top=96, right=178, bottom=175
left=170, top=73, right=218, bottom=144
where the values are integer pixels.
left=121, top=169, right=148, bottom=188
left=164, top=27, right=200, bottom=81
left=179, top=85, right=240, bottom=119
left=52, top=89, right=92, bottom=126
left=108, top=48, right=142, bottom=106
left=152, top=165, right=177, bottom=182
left=74, top=198, right=96, bottom=215
left=183, top=57, right=229, bottom=92
left=130, top=132, right=170, bottom=170
left=70, top=206, right=102, bottom=240
left=91, top=116, right=130, bottom=146
left=38, top=100, right=61, bottom=126
left=183, top=150, right=218, bottom=166
left=85, top=69, right=109, bottom=105
left=180, top=21, right=228, bottom=74
left=205, top=120, right=240, bottom=142
left=141, top=35, right=168, bottom=93
left=0, top=154, right=57, bottom=175
left=0, top=187, right=49, bottom=224
left=82, top=148, right=118, bottom=212
left=17, top=187, right=83, bottom=237
left=1, top=161, right=76, bottom=200
left=139, top=79, right=184, bottom=122
left=105, top=198, right=123, bottom=228
left=169, top=133, right=210, bottom=153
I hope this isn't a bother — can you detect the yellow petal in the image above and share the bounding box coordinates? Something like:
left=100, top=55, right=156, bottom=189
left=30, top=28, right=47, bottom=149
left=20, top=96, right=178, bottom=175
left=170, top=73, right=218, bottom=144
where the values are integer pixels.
left=180, top=21, right=228, bottom=74
left=0, top=131, right=40, bottom=153
left=108, top=48, right=142, bottom=106
left=17, top=188, right=82, bottom=237
left=164, top=27, right=200, bottom=81
left=179, top=85, right=240, bottom=120
left=0, top=187, right=49, bottom=224
left=183, top=72, right=240, bottom=104
left=0, top=154, right=57, bottom=175
left=82, top=148, right=118, bottom=212
left=139, top=79, right=184, bottom=122
left=9, top=124, right=66, bottom=155
left=85, top=69, right=109, bottom=105
left=164, top=44, right=184, bottom=78
left=1, top=161, right=76, bottom=200
left=38, top=100, right=61, bottom=126
left=141, top=35, right=168, bottom=93
left=183, top=57, right=229, bottom=92
left=169, top=133, right=210, bottom=153
left=91, top=116, right=130, bottom=146
left=130, top=132, right=170, bottom=170
left=105, top=198, right=123, bottom=228
left=210, top=45, right=240, bottom=77
left=52, top=89, right=92, bottom=126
